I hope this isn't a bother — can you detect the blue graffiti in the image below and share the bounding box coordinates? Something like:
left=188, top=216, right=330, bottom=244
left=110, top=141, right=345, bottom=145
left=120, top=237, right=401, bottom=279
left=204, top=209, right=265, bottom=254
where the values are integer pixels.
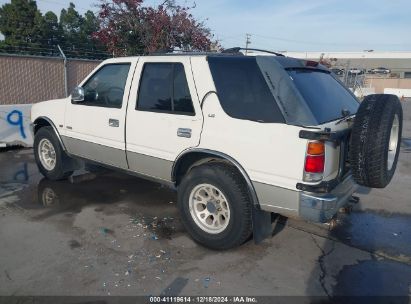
left=6, top=109, right=26, bottom=139
left=14, top=163, right=29, bottom=182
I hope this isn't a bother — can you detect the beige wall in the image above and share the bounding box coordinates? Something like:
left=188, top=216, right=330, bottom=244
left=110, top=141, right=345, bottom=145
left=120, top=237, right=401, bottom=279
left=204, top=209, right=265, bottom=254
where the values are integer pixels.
left=67, top=60, right=101, bottom=94
left=365, top=77, right=411, bottom=94
left=0, top=55, right=100, bottom=105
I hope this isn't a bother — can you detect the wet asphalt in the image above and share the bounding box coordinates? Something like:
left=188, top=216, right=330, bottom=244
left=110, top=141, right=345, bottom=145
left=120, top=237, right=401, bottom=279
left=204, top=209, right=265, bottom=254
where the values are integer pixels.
left=0, top=103, right=410, bottom=300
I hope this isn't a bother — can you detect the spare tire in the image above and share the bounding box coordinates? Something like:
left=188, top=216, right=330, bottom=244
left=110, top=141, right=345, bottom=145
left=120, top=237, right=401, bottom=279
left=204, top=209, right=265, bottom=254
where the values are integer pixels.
left=349, top=94, right=402, bottom=188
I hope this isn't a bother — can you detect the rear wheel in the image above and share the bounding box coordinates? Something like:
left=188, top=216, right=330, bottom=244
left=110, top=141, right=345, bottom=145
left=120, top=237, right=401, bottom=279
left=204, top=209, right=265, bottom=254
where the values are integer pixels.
left=177, top=162, right=252, bottom=250
left=34, top=127, right=73, bottom=180
left=349, top=94, right=403, bottom=188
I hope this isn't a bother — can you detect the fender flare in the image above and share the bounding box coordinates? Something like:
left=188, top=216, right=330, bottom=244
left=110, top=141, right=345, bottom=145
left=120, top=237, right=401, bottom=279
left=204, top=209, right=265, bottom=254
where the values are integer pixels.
left=33, top=116, right=67, bottom=151
left=172, top=148, right=260, bottom=207
left=172, top=148, right=272, bottom=243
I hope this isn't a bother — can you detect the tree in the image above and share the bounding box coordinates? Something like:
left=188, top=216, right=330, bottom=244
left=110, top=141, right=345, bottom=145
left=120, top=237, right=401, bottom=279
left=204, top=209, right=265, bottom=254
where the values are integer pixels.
left=80, top=10, right=104, bottom=50
left=81, top=11, right=98, bottom=40
left=37, top=11, right=62, bottom=47
left=0, top=0, right=43, bottom=47
left=0, top=0, right=108, bottom=58
left=59, top=2, right=83, bottom=46
left=58, top=3, right=107, bottom=58
left=94, top=0, right=216, bottom=55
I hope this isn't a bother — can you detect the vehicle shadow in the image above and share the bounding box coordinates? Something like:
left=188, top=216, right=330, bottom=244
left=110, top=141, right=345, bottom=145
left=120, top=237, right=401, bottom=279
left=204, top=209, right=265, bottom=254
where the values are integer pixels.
left=271, top=213, right=288, bottom=237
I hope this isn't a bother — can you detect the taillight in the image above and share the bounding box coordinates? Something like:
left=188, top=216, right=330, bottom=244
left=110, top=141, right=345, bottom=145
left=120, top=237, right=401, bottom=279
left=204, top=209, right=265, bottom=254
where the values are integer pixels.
left=305, top=155, right=325, bottom=173
left=304, top=141, right=325, bottom=182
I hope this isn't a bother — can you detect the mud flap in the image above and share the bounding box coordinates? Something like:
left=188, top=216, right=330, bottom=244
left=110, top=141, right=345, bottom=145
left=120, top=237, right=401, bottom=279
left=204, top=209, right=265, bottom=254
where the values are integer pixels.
left=252, top=206, right=272, bottom=244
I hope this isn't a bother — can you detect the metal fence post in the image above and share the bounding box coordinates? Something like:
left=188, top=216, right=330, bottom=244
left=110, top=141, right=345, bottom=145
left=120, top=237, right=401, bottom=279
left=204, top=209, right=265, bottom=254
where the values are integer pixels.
left=57, top=45, right=68, bottom=97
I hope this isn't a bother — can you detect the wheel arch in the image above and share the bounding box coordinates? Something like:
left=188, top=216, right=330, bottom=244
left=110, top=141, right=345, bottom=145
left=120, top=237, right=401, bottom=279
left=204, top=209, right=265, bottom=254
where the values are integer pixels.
left=172, top=149, right=260, bottom=207
left=33, top=116, right=66, bottom=151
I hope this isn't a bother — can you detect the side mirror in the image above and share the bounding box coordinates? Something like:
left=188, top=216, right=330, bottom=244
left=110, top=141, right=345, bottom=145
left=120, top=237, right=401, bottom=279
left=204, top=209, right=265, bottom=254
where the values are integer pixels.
left=71, top=87, right=85, bottom=103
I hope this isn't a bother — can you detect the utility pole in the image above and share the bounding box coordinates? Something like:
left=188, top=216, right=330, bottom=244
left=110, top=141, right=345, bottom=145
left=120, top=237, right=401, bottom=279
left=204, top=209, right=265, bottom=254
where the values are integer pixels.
left=245, top=33, right=251, bottom=54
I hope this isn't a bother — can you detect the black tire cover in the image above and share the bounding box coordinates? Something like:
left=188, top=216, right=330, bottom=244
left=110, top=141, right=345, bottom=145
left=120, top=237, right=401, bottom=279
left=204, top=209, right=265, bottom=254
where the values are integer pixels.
left=349, top=94, right=403, bottom=188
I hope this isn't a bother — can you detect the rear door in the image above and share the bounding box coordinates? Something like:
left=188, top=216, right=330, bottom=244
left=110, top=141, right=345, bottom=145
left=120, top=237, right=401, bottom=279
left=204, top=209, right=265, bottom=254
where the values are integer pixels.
left=63, top=59, right=137, bottom=169
left=125, top=57, right=203, bottom=181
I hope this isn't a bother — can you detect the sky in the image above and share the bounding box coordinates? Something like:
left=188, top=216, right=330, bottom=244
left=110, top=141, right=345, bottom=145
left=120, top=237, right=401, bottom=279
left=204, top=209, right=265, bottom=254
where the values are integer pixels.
left=1, top=0, right=411, bottom=51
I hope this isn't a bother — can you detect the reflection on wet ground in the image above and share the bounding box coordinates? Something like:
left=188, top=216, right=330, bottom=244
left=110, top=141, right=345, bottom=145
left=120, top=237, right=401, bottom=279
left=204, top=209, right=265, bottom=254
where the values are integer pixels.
left=402, top=138, right=411, bottom=152
left=333, top=259, right=411, bottom=303
left=333, top=211, right=411, bottom=258
left=31, top=175, right=182, bottom=239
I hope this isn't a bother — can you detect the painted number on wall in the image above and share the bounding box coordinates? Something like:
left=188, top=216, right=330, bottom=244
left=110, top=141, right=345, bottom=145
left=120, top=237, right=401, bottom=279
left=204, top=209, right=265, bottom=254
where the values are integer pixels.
left=6, top=109, right=26, bottom=139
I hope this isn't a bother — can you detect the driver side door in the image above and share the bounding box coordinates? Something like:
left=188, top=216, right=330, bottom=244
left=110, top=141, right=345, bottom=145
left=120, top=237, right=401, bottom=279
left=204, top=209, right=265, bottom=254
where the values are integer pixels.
left=63, top=59, right=137, bottom=169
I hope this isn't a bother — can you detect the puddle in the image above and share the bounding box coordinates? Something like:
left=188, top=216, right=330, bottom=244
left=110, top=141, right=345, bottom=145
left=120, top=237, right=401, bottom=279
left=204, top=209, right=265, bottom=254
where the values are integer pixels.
left=11, top=171, right=175, bottom=211
left=0, top=148, right=183, bottom=243
left=332, top=211, right=411, bottom=257
left=333, top=259, right=411, bottom=298
left=402, top=138, right=411, bottom=152
left=4, top=166, right=183, bottom=239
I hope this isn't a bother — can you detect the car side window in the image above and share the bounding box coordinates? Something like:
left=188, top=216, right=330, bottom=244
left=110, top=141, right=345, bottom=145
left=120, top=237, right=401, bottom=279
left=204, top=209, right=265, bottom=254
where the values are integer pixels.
left=208, top=57, right=285, bottom=123
left=136, top=63, right=195, bottom=115
left=81, top=63, right=131, bottom=108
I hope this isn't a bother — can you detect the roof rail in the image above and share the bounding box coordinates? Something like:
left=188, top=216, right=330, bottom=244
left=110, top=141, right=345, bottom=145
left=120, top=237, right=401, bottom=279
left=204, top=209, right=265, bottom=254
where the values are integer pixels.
left=222, top=47, right=285, bottom=57
left=149, top=48, right=174, bottom=55
left=148, top=48, right=221, bottom=56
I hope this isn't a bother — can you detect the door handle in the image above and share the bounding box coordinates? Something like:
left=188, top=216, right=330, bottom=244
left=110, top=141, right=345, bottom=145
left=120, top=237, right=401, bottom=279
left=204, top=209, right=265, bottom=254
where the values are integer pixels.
left=177, top=128, right=192, bottom=138
left=109, top=119, right=119, bottom=127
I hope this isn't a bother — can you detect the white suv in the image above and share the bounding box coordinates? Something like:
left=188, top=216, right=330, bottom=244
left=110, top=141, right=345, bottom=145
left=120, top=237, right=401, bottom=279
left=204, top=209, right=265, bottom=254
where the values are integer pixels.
left=31, top=49, right=403, bottom=249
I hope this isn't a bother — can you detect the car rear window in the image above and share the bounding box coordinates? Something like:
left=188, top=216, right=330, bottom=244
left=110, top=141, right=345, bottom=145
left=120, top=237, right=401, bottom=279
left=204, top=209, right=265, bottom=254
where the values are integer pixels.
left=287, top=69, right=359, bottom=124
left=208, top=57, right=285, bottom=123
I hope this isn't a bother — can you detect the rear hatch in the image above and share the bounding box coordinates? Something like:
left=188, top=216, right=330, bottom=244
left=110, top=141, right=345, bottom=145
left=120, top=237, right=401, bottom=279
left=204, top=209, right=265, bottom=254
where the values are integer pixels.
left=287, top=67, right=359, bottom=181
left=256, top=56, right=359, bottom=182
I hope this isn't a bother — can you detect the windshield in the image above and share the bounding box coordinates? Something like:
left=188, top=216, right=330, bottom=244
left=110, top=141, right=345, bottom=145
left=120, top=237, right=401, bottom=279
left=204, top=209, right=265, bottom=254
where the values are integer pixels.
left=287, top=69, right=359, bottom=124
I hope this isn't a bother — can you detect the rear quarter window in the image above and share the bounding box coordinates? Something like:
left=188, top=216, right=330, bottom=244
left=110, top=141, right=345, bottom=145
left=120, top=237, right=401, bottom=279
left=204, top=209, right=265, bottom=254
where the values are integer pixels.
left=208, top=57, right=285, bottom=123
left=288, top=69, right=359, bottom=124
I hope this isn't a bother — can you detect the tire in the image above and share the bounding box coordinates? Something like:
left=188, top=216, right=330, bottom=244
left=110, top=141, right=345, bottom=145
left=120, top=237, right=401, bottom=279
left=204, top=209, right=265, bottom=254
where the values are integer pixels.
left=34, top=127, right=73, bottom=180
left=177, top=162, right=252, bottom=250
left=349, top=94, right=403, bottom=188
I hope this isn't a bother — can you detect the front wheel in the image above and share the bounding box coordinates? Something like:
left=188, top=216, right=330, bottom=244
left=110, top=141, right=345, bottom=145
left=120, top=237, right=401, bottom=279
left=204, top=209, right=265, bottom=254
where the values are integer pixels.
left=177, top=163, right=252, bottom=250
left=34, top=127, right=73, bottom=180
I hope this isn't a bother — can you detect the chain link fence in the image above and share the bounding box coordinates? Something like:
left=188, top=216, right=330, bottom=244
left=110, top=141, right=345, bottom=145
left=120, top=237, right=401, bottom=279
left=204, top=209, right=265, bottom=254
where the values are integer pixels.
left=0, top=54, right=101, bottom=105
left=331, top=67, right=411, bottom=99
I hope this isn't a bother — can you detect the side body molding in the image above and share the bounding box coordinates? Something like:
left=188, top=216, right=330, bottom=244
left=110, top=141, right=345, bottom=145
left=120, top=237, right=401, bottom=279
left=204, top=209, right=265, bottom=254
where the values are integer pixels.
left=172, top=148, right=260, bottom=207
left=33, top=116, right=67, bottom=151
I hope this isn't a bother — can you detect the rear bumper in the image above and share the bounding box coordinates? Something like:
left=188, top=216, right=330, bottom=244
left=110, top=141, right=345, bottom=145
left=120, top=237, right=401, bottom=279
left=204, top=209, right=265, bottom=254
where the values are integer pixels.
left=299, top=173, right=358, bottom=222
